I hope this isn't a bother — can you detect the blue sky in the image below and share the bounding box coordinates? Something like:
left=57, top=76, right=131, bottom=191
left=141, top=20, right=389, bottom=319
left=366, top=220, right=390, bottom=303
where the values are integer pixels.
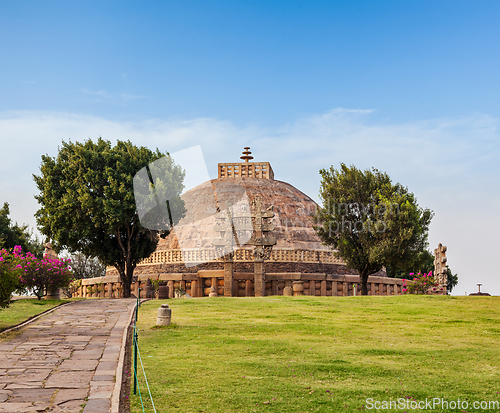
left=1, top=0, right=499, bottom=294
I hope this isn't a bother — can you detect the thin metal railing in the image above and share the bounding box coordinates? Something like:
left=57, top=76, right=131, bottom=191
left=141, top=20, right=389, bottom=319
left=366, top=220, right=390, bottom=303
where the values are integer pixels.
left=133, top=288, right=157, bottom=412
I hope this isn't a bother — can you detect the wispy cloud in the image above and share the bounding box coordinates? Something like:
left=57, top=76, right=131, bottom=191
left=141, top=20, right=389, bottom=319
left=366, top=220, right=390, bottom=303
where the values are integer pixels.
left=120, top=93, right=146, bottom=102
left=81, top=89, right=112, bottom=99
left=79, top=89, right=147, bottom=102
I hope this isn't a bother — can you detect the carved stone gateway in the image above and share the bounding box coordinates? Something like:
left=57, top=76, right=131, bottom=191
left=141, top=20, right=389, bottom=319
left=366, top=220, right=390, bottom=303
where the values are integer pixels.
left=213, top=208, right=236, bottom=297
left=247, top=197, right=276, bottom=297
left=213, top=196, right=276, bottom=297
left=434, top=243, right=448, bottom=294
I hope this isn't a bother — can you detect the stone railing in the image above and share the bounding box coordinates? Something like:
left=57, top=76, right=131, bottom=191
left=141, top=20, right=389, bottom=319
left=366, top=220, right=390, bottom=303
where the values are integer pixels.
left=137, top=248, right=344, bottom=266
left=71, top=272, right=405, bottom=298
left=218, top=161, right=274, bottom=180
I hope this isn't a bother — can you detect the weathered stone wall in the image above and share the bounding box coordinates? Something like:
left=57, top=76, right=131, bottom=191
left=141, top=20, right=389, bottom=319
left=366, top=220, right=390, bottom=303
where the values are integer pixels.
left=72, top=272, right=405, bottom=299
left=106, top=260, right=353, bottom=277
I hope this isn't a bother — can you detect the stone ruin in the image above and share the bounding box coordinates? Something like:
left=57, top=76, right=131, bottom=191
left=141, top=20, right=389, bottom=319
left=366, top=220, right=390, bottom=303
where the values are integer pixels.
left=92, top=147, right=406, bottom=298
left=433, top=243, right=448, bottom=295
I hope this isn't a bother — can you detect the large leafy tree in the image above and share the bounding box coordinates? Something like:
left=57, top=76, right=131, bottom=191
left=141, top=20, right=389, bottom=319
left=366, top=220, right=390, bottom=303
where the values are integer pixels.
left=33, top=138, right=185, bottom=298
left=369, top=182, right=433, bottom=278
left=0, top=203, right=44, bottom=258
left=314, top=163, right=433, bottom=295
left=0, top=248, right=23, bottom=308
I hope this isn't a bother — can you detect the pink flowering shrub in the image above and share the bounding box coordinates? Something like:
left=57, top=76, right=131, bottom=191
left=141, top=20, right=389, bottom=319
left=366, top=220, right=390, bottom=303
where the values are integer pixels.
left=402, top=271, right=443, bottom=294
left=15, top=247, right=73, bottom=300
left=0, top=247, right=24, bottom=308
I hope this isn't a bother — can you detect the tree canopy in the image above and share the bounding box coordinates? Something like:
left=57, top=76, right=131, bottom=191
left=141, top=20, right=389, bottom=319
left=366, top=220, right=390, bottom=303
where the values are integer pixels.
left=33, top=138, right=186, bottom=297
left=314, top=163, right=433, bottom=295
left=0, top=202, right=43, bottom=258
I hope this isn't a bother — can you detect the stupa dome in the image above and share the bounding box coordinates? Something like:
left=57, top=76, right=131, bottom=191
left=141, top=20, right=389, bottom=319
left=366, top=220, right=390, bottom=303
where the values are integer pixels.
left=158, top=177, right=327, bottom=252
left=134, top=147, right=350, bottom=276
left=98, top=147, right=408, bottom=299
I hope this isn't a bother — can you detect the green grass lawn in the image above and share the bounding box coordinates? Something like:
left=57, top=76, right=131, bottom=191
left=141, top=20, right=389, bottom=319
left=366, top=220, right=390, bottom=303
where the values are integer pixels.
left=0, top=298, right=69, bottom=333
left=131, top=296, right=500, bottom=413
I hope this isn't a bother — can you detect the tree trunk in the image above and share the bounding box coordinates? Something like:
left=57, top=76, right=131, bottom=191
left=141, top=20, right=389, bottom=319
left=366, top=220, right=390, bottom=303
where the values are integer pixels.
left=121, top=276, right=131, bottom=298
left=124, top=264, right=135, bottom=298
left=115, top=226, right=137, bottom=298
left=116, top=264, right=133, bottom=298
left=360, top=271, right=369, bottom=295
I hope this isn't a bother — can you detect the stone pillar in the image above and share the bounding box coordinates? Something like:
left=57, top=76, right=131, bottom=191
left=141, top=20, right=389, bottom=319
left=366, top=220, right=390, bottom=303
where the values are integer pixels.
left=254, top=258, right=265, bottom=297
left=343, top=282, right=348, bottom=297
left=224, top=255, right=234, bottom=297
left=167, top=280, right=174, bottom=299
left=211, top=277, right=218, bottom=296
left=309, top=280, right=316, bottom=296
left=248, top=198, right=276, bottom=297
left=434, top=244, right=448, bottom=294
left=332, top=281, right=338, bottom=297
left=190, top=280, right=197, bottom=297
left=320, top=280, right=327, bottom=296
left=245, top=280, right=252, bottom=297
left=197, top=276, right=204, bottom=297
left=271, top=280, right=278, bottom=296
left=292, top=281, right=304, bottom=296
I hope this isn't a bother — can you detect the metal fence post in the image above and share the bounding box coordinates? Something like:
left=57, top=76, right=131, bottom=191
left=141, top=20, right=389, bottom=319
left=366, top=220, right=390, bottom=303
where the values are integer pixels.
left=133, top=288, right=140, bottom=395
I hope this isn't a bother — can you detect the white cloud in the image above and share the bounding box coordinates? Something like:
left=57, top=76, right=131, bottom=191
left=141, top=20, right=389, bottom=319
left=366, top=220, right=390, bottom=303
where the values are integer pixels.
left=81, top=89, right=112, bottom=99
left=120, top=93, right=147, bottom=102
left=0, top=109, right=498, bottom=295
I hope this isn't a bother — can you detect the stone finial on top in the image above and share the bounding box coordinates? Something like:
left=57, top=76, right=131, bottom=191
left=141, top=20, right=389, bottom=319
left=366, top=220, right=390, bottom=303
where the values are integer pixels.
left=240, top=147, right=254, bottom=163
left=218, top=148, right=274, bottom=180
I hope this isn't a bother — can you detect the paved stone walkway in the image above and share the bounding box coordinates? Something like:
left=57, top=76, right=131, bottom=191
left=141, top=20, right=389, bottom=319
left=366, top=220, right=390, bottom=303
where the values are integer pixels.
left=0, top=299, right=136, bottom=413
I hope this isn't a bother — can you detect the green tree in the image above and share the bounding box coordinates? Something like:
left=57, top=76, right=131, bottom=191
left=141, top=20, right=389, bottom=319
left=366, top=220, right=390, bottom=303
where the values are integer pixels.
left=33, top=138, right=186, bottom=298
left=0, top=203, right=44, bottom=258
left=0, top=247, right=23, bottom=308
left=446, top=266, right=458, bottom=293
left=314, top=163, right=433, bottom=295
left=371, top=186, right=433, bottom=279
left=65, top=252, right=106, bottom=280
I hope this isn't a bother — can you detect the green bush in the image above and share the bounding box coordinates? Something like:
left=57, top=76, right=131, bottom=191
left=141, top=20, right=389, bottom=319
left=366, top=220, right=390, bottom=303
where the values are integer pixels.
left=402, top=271, right=444, bottom=294
left=0, top=247, right=23, bottom=308
left=19, top=250, right=73, bottom=299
